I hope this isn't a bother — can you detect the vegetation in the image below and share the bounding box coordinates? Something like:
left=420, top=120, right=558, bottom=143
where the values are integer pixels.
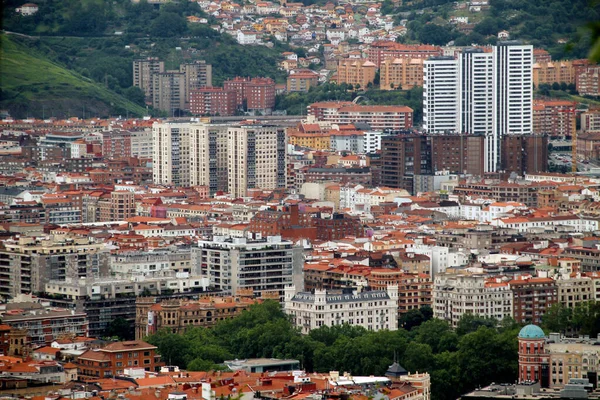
left=394, top=0, right=599, bottom=60
left=542, top=301, right=600, bottom=337
left=275, top=83, right=424, bottom=122
left=104, top=317, right=135, bottom=341
left=146, top=301, right=520, bottom=400
left=0, top=34, right=147, bottom=118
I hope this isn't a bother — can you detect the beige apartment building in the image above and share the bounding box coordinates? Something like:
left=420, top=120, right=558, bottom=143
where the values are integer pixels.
left=379, top=58, right=424, bottom=90
left=335, top=59, right=377, bottom=89
left=532, top=59, right=588, bottom=87
left=133, top=57, right=164, bottom=99
left=188, top=123, right=229, bottom=195
left=227, top=124, right=287, bottom=198
left=179, top=61, right=213, bottom=108
left=152, top=122, right=191, bottom=186
left=151, top=71, right=186, bottom=114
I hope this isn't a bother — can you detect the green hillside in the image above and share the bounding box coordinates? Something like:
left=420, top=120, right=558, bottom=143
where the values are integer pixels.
left=0, top=34, right=148, bottom=119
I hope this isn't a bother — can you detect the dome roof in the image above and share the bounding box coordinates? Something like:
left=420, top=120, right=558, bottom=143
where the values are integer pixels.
left=518, top=324, right=545, bottom=339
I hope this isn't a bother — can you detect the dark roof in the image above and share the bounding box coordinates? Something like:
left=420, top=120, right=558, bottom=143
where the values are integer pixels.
left=386, top=362, right=408, bottom=377
left=291, top=290, right=390, bottom=304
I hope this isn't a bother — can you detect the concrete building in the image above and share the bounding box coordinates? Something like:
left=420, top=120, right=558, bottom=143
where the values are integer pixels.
left=379, top=58, right=424, bottom=90
left=576, top=65, right=600, bottom=96
left=227, top=124, right=287, bottom=198
left=308, top=102, right=413, bottom=131
left=532, top=59, right=588, bottom=87
left=366, top=41, right=443, bottom=67
left=335, top=59, right=377, bottom=89
left=135, top=296, right=256, bottom=339
left=223, top=77, right=276, bottom=113
left=429, top=134, right=486, bottom=176
left=0, top=235, right=109, bottom=299
left=133, top=58, right=165, bottom=99
left=188, top=122, right=229, bottom=195
left=190, top=87, right=238, bottom=116
left=433, top=274, right=513, bottom=327
left=380, top=133, right=431, bottom=194
left=424, top=42, right=533, bottom=172
left=284, top=286, right=399, bottom=334
left=179, top=60, right=213, bottom=108
left=501, top=135, right=548, bottom=175
left=287, top=70, right=320, bottom=93
left=151, top=71, right=186, bottom=114
left=195, top=235, right=304, bottom=300
left=129, top=129, right=153, bottom=159
left=152, top=122, right=191, bottom=186
left=533, top=100, right=577, bottom=137
left=509, top=276, right=557, bottom=325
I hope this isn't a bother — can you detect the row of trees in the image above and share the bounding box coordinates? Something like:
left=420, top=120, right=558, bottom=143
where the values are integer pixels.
left=146, top=301, right=519, bottom=400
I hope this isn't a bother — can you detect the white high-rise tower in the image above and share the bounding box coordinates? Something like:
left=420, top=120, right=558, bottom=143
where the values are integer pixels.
left=423, top=41, right=533, bottom=172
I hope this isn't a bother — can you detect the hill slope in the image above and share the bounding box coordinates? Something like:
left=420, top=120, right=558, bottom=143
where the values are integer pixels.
left=0, top=34, right=148, bottom=119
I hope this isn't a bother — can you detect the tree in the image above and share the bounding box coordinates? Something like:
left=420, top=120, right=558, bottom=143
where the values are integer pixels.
left=124, top=87, right=146, bottom=106
left=456, top=314, right=497, bottom=336
left=418, top=23, right=454, bottom=46
left=104, top=317, right=134, bottom=340
left=150, top=12, right=188, bottom=37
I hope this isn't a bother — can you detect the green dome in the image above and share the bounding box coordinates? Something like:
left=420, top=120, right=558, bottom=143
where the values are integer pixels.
left=518, top=324, right=545, bottom=339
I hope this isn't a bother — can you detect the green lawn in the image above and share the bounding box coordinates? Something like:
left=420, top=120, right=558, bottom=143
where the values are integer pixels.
left=0, top=34, right=147, bottom=118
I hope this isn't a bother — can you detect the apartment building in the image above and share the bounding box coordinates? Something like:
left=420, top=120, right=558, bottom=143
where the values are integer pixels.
left=223, top=77, right=276, bottom=113
left=135, top=296, right=256, bottom=339
left=129, top=129, right=153, bottom=159
left=284, top=286, right=399, bottom=333
left=195, top=235, right=304, bottom=300
left=532, top=59, right=588, bottom=87
left=379, top=58, right=424, bottom=90
left=424, top=42, right=533, bottom=172
left=151, top=71, right=186, bottom=114
left=366, top=41, right=443, bottom=67
left=190, top=87, right=237, bottom=116
left=429, top=134, right=486, bottom=176
left=2, top=302, right=88, bottom=346
left=380, top=133, right=431, bottom=194
left=227, top=124, right=287, bottom=198
left=287, top=70, right=320, bottom=92
left=501, top=135, right=548, bottom=175
left=179, top=60, right=213, bottom=108
left=77, top=340, right=163, bottom=379
left=0, top=235, right=109, bottom=298
left=334, top=59, right=377, bottom=88
left=152, top=122, right=191, bottom=186
left=133, top=57, right=165, bottom=99
left=576, top=65, right=600, bottom=96
left=533, top=100, right=577, bottom=137
left=98, top=191, right=136, bottom=221
left=369, top=268, right=432, bottom=314
left=577, top=132, right=600, bottom=162
left=102, top=130, right=131, bottom=159
left=433, top=274, right=513, bottom=327
left=308, top=102, right=413, bottom=131
left=509, top=276, right=557, bottom=325
left=581, top=109, right=600, bottom=132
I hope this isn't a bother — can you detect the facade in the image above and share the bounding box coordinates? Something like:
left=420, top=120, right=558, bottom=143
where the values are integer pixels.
left=517, top=325, right=600, bottom=388
left=223, top=77, right=276, bottom=113
left=152, top=122, right=191, bottom=186
left=195, top=235, right=304, bottom=300
left=190, top=87, right=238, bottom=116
left=129, top=129, right=153, bottom=159
left=2, top=304, right=88, bottom=347
left=532, top=59, right=588, bottom=87
left=501, top=135, right=548, bottom=175
left=581, top=110, right=600, bottom=132
left=509, top=277, right=557, bottom=325
left=433, top=274, right=513, bottom=327
left=102, top=131, right=132, bottom=159
left=366, top=41, right=443, bottom=67
left=188, top=123, right=229, bottom=195
left=227, top=124, right=287, bottom=198
left=179, top=61, right=213, bottom=108
left=133, top=58, right=165, bottom=99
left=0, top=235, right=108, bottom=298
left=380, top=134, right=432, bottom=194
left=429, top=134, right=485, bottom=176
left=284, top=286, right=399, bottom=334
left=533, top=100, right=577, bottom=137
left=576, top=65, right=600, bottom=96
left=335, top=59, right=377, bottom=89
left=379, top=58, right=424, bottom=90
left=134, top=296, right=256, bottom=339
left=308, top=102, right=413, bottom=131
left=423, top=43, right=533, bottom=172
left=151, top=71, right=186, bottom=114
left=77, top=340, right=163, bottom=379
left=287, top=70, right=320, bottom=92
left=577, top=132, right=600, bottom=162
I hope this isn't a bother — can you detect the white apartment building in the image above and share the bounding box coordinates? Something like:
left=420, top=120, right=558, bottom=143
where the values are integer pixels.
left=433, top=273, right=513, bottom=327
left=423, top=56, right=460, bottom=134
left=188, top=123, right=229, bottom=195
left=364, top=130, right=384, bottom=153
left=130, top=129, right=153, bottom=159
left=284, top=285, right=398, bottom=334
left=195, top=235, right=304, bottom=300
left=152, top=122, right=191, bottom=186
left=227, top=124, right=287, bottom=198
left=424, top=42, right=533, bottom=172
left=410, top=244, right=469, bottom=276
left=110, top=247, right=197, bottom=277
